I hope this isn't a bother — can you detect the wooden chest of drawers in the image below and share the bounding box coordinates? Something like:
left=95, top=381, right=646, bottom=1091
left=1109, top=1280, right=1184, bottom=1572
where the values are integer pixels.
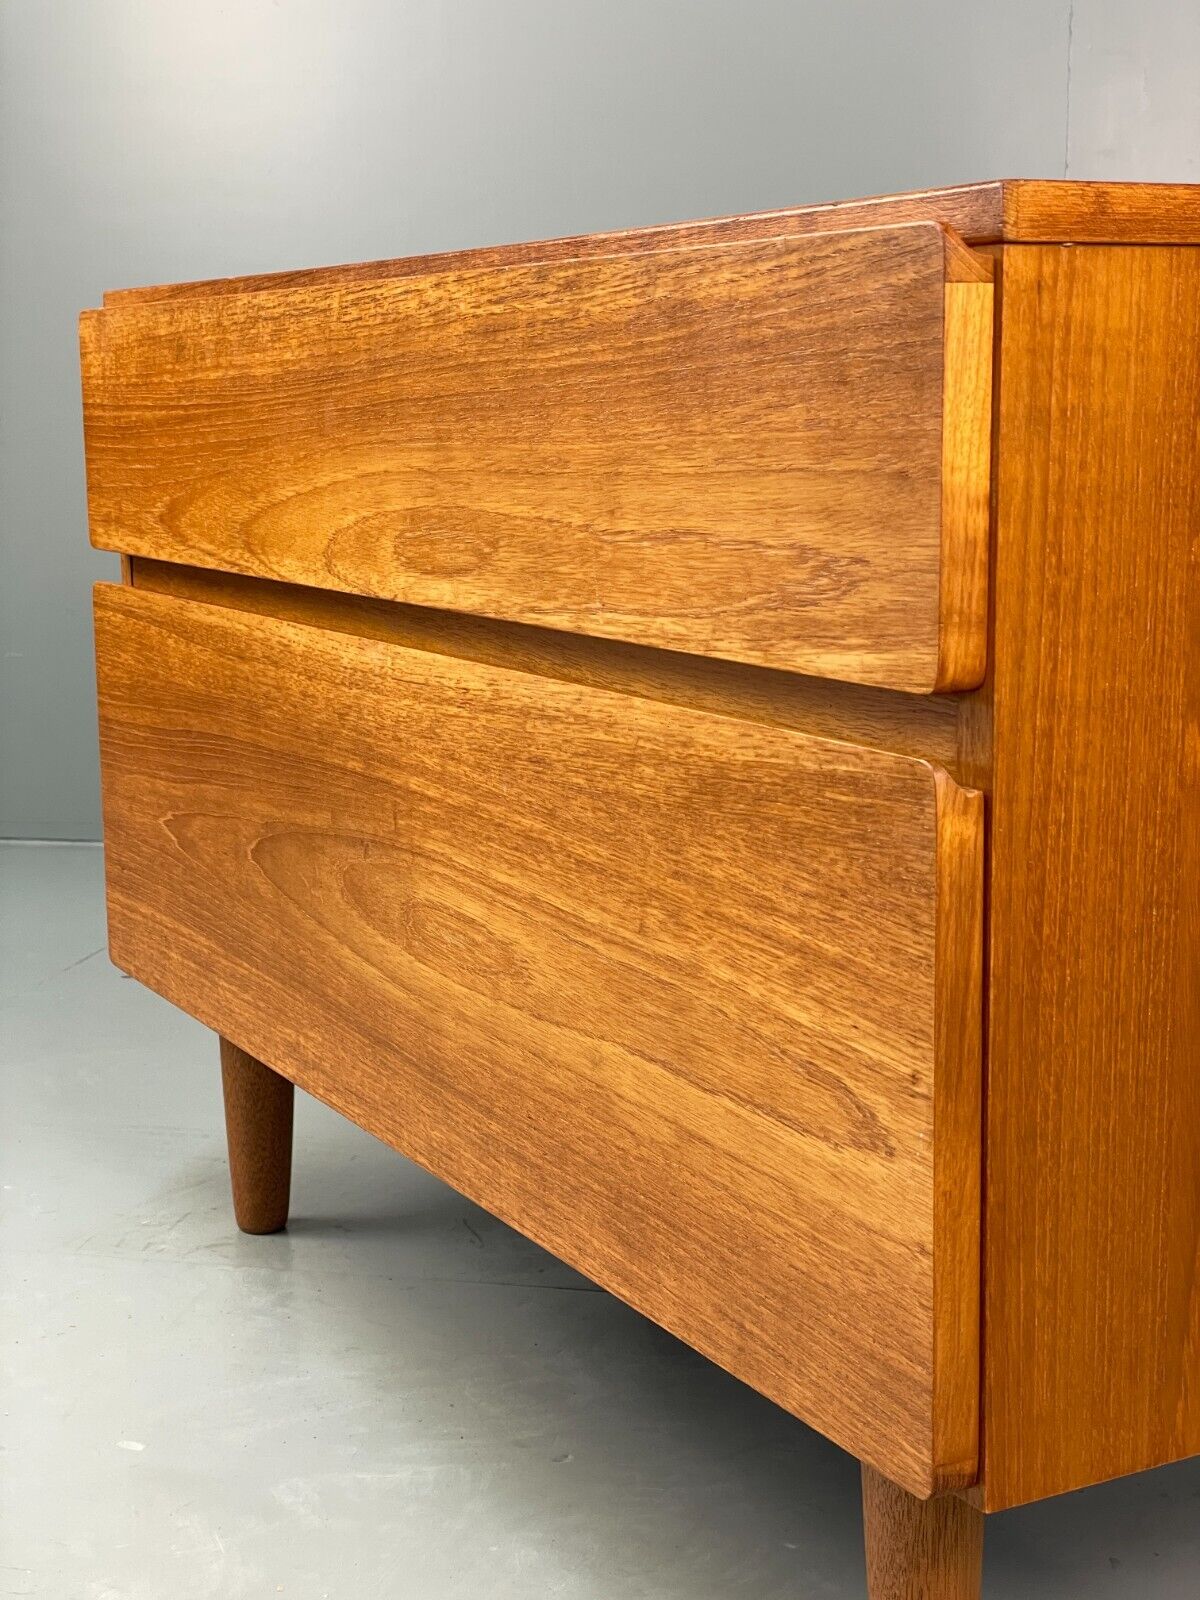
left=81, top=179, right=1199, bottom=1597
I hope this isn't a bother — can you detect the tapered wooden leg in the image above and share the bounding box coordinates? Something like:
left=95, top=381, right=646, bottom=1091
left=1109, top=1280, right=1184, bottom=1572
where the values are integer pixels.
left=862, top=1466, right=982, bottom=1600
left=220, top=1036, right=294, bottom=1234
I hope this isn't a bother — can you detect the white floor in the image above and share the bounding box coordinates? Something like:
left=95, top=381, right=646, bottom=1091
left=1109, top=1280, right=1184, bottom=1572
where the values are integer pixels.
left=2, top=842, right=1197, bottom=1599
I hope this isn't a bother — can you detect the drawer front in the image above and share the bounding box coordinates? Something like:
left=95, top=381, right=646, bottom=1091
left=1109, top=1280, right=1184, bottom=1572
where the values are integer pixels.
left=82, top=223, right=991, bottom=693
left=94, top=584, right=983, bottom=1494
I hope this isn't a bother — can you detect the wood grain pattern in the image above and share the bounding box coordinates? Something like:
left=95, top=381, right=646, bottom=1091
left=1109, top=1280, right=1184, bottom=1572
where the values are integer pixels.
left=126, top=557, right=985, bottom=782
left=99, top=188, right=1010, bottom=306
left=932, top=770, right=985, bottom=1486
left=983, top=244, right=1200, bottom=1509
left=81, top=223, right=991, bottom=693
left=93, top=582, right=983, bottom=1496
left=97, top=181, right=1199, bottom=310
left=862, top=1466, right=983, bottom=1599
left=1002, top=180, right=1200, bottom=246
left=937, top=283, right=993, bottom=690
left=220, top=1037, right=294, bottom=1234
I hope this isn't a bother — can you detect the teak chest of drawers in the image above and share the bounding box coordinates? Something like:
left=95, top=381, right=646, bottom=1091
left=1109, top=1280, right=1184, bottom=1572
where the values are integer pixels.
left=81, top=179, right=1199, bottom=1597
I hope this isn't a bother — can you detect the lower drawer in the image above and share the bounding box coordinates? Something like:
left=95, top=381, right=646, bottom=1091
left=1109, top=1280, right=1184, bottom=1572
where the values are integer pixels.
left=93, top=582, right=983, bottom=1496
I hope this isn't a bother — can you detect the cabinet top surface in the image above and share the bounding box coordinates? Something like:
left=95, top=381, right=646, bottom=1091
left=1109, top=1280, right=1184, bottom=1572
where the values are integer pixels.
left=101, top=180, right=1200, bottom=308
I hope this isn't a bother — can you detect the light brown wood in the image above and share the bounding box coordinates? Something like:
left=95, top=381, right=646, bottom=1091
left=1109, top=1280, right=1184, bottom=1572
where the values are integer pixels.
left=97, top=189, right=1009, bottom=307
left=862, top=1466, right=983, bottom=1600
left=81, top=223, right=992, bottom=693
left=97, top=182, right=1200, bottom=310
left=1001, top=179, right=1200, bottom=245
left=937, top=284, right=993, bottom=691
left=931, top=770, right=984, bottom=1486
left=93, top=581, right=983, bottom=1496
left=982, top=243, right=1200, bottom=1509
left=219, top=1036, right=294, bottom=1234
left=127, top=557, right=986, bottom=782
left=82, top=184, right=1200, bottom=1599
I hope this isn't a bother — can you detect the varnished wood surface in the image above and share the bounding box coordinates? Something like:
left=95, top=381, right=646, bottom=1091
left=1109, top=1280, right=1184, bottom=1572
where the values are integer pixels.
left=862, top=1466, right=983, bottom=1599
left=983, top=243, right=1200, bottom=1509
left=99, top=181, right=1199, bottom=308
left=937, top=282, right=993, bottom=691
left=219, top=1037, right=294, bottom=1234
left=1001, top=180, right=1200, bottom=246
left=82, top=223, right=992, bottom=693
left=94, top=582, right=983, bottom=1496
left=126, top=557, right=986, bottom=783
left=99, top=185, right=1010, bottom=306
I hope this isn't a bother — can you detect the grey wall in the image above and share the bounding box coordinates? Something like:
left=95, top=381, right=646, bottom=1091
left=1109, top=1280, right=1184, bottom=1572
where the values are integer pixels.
left=1, top=1, right=1196, bottom=840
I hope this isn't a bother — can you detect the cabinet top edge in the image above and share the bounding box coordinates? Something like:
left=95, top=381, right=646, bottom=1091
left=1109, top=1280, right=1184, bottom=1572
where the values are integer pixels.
left=99, top=180, right=1200, bottom=309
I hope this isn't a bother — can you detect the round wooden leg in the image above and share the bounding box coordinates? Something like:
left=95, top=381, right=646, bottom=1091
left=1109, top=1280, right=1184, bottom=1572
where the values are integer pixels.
left=862, top=1465, right=983, bottom=1599
left=220, top=1036, right=294, bottom=1234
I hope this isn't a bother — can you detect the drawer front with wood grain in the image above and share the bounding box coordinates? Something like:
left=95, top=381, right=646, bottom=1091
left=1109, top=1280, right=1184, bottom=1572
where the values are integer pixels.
left=82, top=223, right=992, bottom=693
left=93, top=583, right=983, bottom=1495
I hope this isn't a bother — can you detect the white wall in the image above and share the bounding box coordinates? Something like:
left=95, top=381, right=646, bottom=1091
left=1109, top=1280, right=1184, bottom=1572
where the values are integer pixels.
left=1, top=0, right=1194, bottom=837
left=1066, top=2, right=1200, bottom=179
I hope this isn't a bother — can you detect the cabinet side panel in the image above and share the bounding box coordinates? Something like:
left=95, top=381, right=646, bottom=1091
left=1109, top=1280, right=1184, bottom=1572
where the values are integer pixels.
left=984, top=244, right=1200, bottom=1509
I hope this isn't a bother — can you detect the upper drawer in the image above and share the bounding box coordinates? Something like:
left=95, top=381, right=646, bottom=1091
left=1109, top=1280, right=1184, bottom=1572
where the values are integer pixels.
left=80, top=222, right=992, bottom=692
